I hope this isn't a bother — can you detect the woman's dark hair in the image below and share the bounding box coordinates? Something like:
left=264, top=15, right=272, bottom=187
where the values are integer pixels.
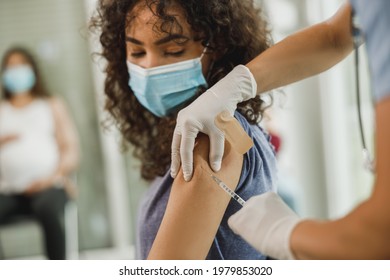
left=90, top=0, right=273, bottom=180
left=1, top=46, right=50, bottom=99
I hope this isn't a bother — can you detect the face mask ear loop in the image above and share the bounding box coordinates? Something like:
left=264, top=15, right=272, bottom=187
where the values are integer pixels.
left=200, top=43, right=213, bottom=84
left=199, top=42, right=210, bottom=61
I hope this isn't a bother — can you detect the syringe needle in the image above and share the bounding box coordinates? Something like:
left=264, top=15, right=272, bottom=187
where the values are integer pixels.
left=203, top=167, right=246, bottom=206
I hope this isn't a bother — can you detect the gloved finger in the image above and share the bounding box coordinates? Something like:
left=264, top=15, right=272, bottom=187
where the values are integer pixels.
left=180, top=132, right=197, bottom=182
left=208, top=130, right=225, bottom=172
left=227, top=213, right=240, bottom=234
left=227, top=203, right=249, bottom=232
left=170, top=129, right=182, bottom=178
left=228, top=209, right=265, bottom=254
left=227, top=195, right=263, bottom=233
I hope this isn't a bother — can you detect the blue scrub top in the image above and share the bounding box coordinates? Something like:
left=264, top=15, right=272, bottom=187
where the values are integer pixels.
left=350, top=0, right=390, bottom=103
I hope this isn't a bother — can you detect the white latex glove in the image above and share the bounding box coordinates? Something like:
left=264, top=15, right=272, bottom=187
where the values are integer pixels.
left=228, top=192, right=301, bottom=260
left=171, top=65, right=257, bottom=181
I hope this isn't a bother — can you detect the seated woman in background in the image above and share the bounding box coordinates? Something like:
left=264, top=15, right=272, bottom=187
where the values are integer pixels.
left=91, top=0, right=277, bottom=259
left=0, top=47, right=79, bottom=260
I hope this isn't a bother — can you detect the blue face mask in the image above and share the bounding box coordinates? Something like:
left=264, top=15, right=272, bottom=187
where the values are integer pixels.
left=2, top=65, right=36, bottom=95
left=127, top=52, right=207, bottom=117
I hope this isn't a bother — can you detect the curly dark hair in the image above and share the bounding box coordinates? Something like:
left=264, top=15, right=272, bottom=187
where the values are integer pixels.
left=1, top=46, right=50, bottom=100
left=90, top=0, right=272, bottom=180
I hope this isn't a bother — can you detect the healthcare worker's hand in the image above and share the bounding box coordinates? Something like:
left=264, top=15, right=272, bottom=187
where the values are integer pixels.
left=171, top=65, right=257, bottom=181
left=228, top=192, right=301, bottom=260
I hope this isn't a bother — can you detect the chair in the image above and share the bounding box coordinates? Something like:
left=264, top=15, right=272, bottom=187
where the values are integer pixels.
left=64, top=200, right=79, bottom=260
left=0, top=199, right=79, bottom=260
left=0, top=173, right=79, bottom=260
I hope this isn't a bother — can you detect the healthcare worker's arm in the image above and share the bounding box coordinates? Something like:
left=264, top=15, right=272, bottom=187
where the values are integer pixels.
left=229, top=98, right=390, bottom=259
left=172, top=3, right=353, bottom=181
left=247, top=2, right=353, bottom=93
left=292, top=98, right=390, bottom=259
left=229, top=0, right=390, bottom=259
left=148, top=134, right=243, bottom=259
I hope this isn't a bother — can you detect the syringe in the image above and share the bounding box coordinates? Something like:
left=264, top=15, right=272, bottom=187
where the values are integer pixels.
left=207, top=171, right=246, bottom=207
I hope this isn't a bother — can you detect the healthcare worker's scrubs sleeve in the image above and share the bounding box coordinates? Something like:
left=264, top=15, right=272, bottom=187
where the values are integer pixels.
left=351, top=0, right=390, bottom=102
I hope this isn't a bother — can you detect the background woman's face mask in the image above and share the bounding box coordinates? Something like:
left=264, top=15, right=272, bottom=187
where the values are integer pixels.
left=127, top=50, right=207, bottom=117
left=2, top=65, right=36, bottom=95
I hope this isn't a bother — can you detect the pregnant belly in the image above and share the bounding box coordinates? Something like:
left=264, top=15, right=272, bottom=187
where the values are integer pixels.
left=0, top=137, right=59, bottom=192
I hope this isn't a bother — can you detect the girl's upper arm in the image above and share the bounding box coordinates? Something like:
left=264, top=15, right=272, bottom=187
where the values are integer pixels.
left=147, top=134, right=243, bottom=259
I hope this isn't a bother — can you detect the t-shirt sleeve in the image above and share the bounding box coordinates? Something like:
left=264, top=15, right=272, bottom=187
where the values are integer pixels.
left=233, top=112, right=277, bottom=197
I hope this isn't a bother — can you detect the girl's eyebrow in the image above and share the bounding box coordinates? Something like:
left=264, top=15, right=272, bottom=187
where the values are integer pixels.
left=125, top=34, right=190, bottom=46
left=125, top=36, right=143, bottom=45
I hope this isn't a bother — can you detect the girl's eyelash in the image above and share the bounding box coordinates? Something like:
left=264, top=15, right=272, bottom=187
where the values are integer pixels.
left=130, top=50, right=185, bottom=58
left=165, top=50, right=185, bottom=56
left=131, top=52, right=145, bottom=58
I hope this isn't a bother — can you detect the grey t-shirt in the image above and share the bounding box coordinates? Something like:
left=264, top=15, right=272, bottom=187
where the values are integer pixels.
left=136, top=112, right=277, bottom=259
left=350, top=0, right=390, bottom=102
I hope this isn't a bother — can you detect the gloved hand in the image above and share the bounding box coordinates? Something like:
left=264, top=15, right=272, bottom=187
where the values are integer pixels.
left=171, top=65, right=257, bottom=181
left=228, top=192, right=301, bottom=260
